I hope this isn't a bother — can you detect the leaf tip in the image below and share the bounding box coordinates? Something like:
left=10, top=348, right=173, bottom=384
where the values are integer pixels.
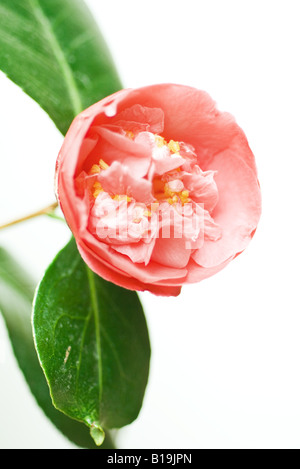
left=90, top=422, right=105, bottom=446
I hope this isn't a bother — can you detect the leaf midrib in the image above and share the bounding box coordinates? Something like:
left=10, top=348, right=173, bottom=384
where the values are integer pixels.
left=86, top=267, right=103, bottom=409
left=29, top=0, right=83, bottom=118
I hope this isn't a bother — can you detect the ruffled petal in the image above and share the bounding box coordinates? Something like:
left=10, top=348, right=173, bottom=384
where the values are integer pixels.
left=97, top=161, right=154, bottom=205
left=114, top=104, right=165, bottom=134
left=185, top=257, right=233, bottom=283
left=134, top=132, right=185, bottom=179
left=120, top=84, right=239, bottom=156
left=192, top=149, right=261, bottom=268
left=182, top=166, right=219, bottom=212
left=117, top=84, right=258, bottom=177
left=90, top=125, right=151, bottom=178
left=78, top=228, right=188, bottom=284
left=56, top=85, right=261, bottom=297
left=151, top=236, right=192, bottom=269
left=111, top=237, right=156, bottom=265
left=76, top=238, right=181, bottom=296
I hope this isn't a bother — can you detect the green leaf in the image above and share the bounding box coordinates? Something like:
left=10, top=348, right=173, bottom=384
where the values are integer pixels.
left=32, top=238, right=151, bottom=446
left=0, top=246, right=115, bottom=449
left=0, top=0, right=122, bottom=135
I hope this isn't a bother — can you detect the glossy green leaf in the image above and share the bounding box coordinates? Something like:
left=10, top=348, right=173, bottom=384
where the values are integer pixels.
left=0, top=0, right=122, bottom=135
left=0, top=246, right=115, bottom=449
left=33, top=238, right=151, bottom=446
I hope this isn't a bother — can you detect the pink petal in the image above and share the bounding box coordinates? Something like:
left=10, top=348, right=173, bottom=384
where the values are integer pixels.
left=111, top=238, right=156, bottom=265
left=192, top=149, right=261, bottom=268
left=146, top=285, right=182, bottom=296
left=91, top=125, right=151, bottom=178
left=56, top=85, right=261, bottom=297
left=76, top=238, right=182, bottom=296
left=114, top=103, right=165, bottom=134
left=120, top=84, right=238, bottom=155
left=119, top=84, right=258, bottom=177
left=134, top=132, right=185, bottom=179
left=151, top=236, right=192, bottom=269
left=185, top=258, right=233, bottom=283
left=78, top=228, right=188, bottom=284
left=182, top=166, right=219, bottom=212
left=97, top=161, right=154, bottom=205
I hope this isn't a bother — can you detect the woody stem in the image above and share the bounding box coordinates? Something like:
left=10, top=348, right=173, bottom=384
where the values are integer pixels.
left=0, top=202, right=60, bottom=230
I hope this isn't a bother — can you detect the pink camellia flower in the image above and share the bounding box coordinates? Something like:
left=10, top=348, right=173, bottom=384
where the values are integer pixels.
left=56, top=84, right=261, bottom=296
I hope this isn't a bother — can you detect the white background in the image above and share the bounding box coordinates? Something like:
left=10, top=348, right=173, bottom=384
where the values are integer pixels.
left=0, top=0, right=300, bottom=449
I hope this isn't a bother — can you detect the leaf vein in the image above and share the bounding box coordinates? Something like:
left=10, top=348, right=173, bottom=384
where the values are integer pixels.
left=29, top=0, right=83, bottom=117
left=86, top=267, right=103, bottom=408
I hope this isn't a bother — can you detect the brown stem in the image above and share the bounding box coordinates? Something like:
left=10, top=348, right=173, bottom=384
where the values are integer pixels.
left=0, top=202, right=59, bottom=230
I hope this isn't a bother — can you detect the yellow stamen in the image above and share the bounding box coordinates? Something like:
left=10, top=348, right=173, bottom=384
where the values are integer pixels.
left=92, top=182, right=103, bottom=198
left=179, top=192, right=191, bottom=205
left=99, top=159, right=109, bottom=170
left=113, top=194, right=132, bottom=202
left=155, top=135, right=167, bottom=148
left=164, top=184, right=171, bottom=197
left=89, top=164, right=101, bottom=175
left=126, top=130, right=135, bottom=140
left=168, top=140, right=180, bottom=153
left=167, top=195, right=179, bottom=205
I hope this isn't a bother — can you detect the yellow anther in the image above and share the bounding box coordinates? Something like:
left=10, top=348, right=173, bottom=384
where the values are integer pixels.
left=126, top=130, right=135, bottom=140
left=92, top=181, right=103, bottom=198
left=167, top=195, right=179, bottom=205
left=113, top=195, right=131, bottom=202
left=99, top=159, right=109, bottom=170
left=155, top=135, right=167, bottom=148
left=143, top=210, right=152, bottom=217
left=93, top=190, right=102, bottom=198
left=168, top=140, right=180, bottom=153
left=179, top=193, right=191, bottom=205
left=163, top=183, right=174, bottom=198
left=89, top=164, right=101, bottom=175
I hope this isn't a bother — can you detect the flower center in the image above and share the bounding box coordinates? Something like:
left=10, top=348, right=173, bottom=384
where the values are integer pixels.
left=79, top=126, right=221, bottom=259
left=153, top=177, right=191, bottom=205
left=88, top=132, right=194, bottom=210
left=155, top=135, right=180, bottom=154
left=88, top=160, right=132, bottom=202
